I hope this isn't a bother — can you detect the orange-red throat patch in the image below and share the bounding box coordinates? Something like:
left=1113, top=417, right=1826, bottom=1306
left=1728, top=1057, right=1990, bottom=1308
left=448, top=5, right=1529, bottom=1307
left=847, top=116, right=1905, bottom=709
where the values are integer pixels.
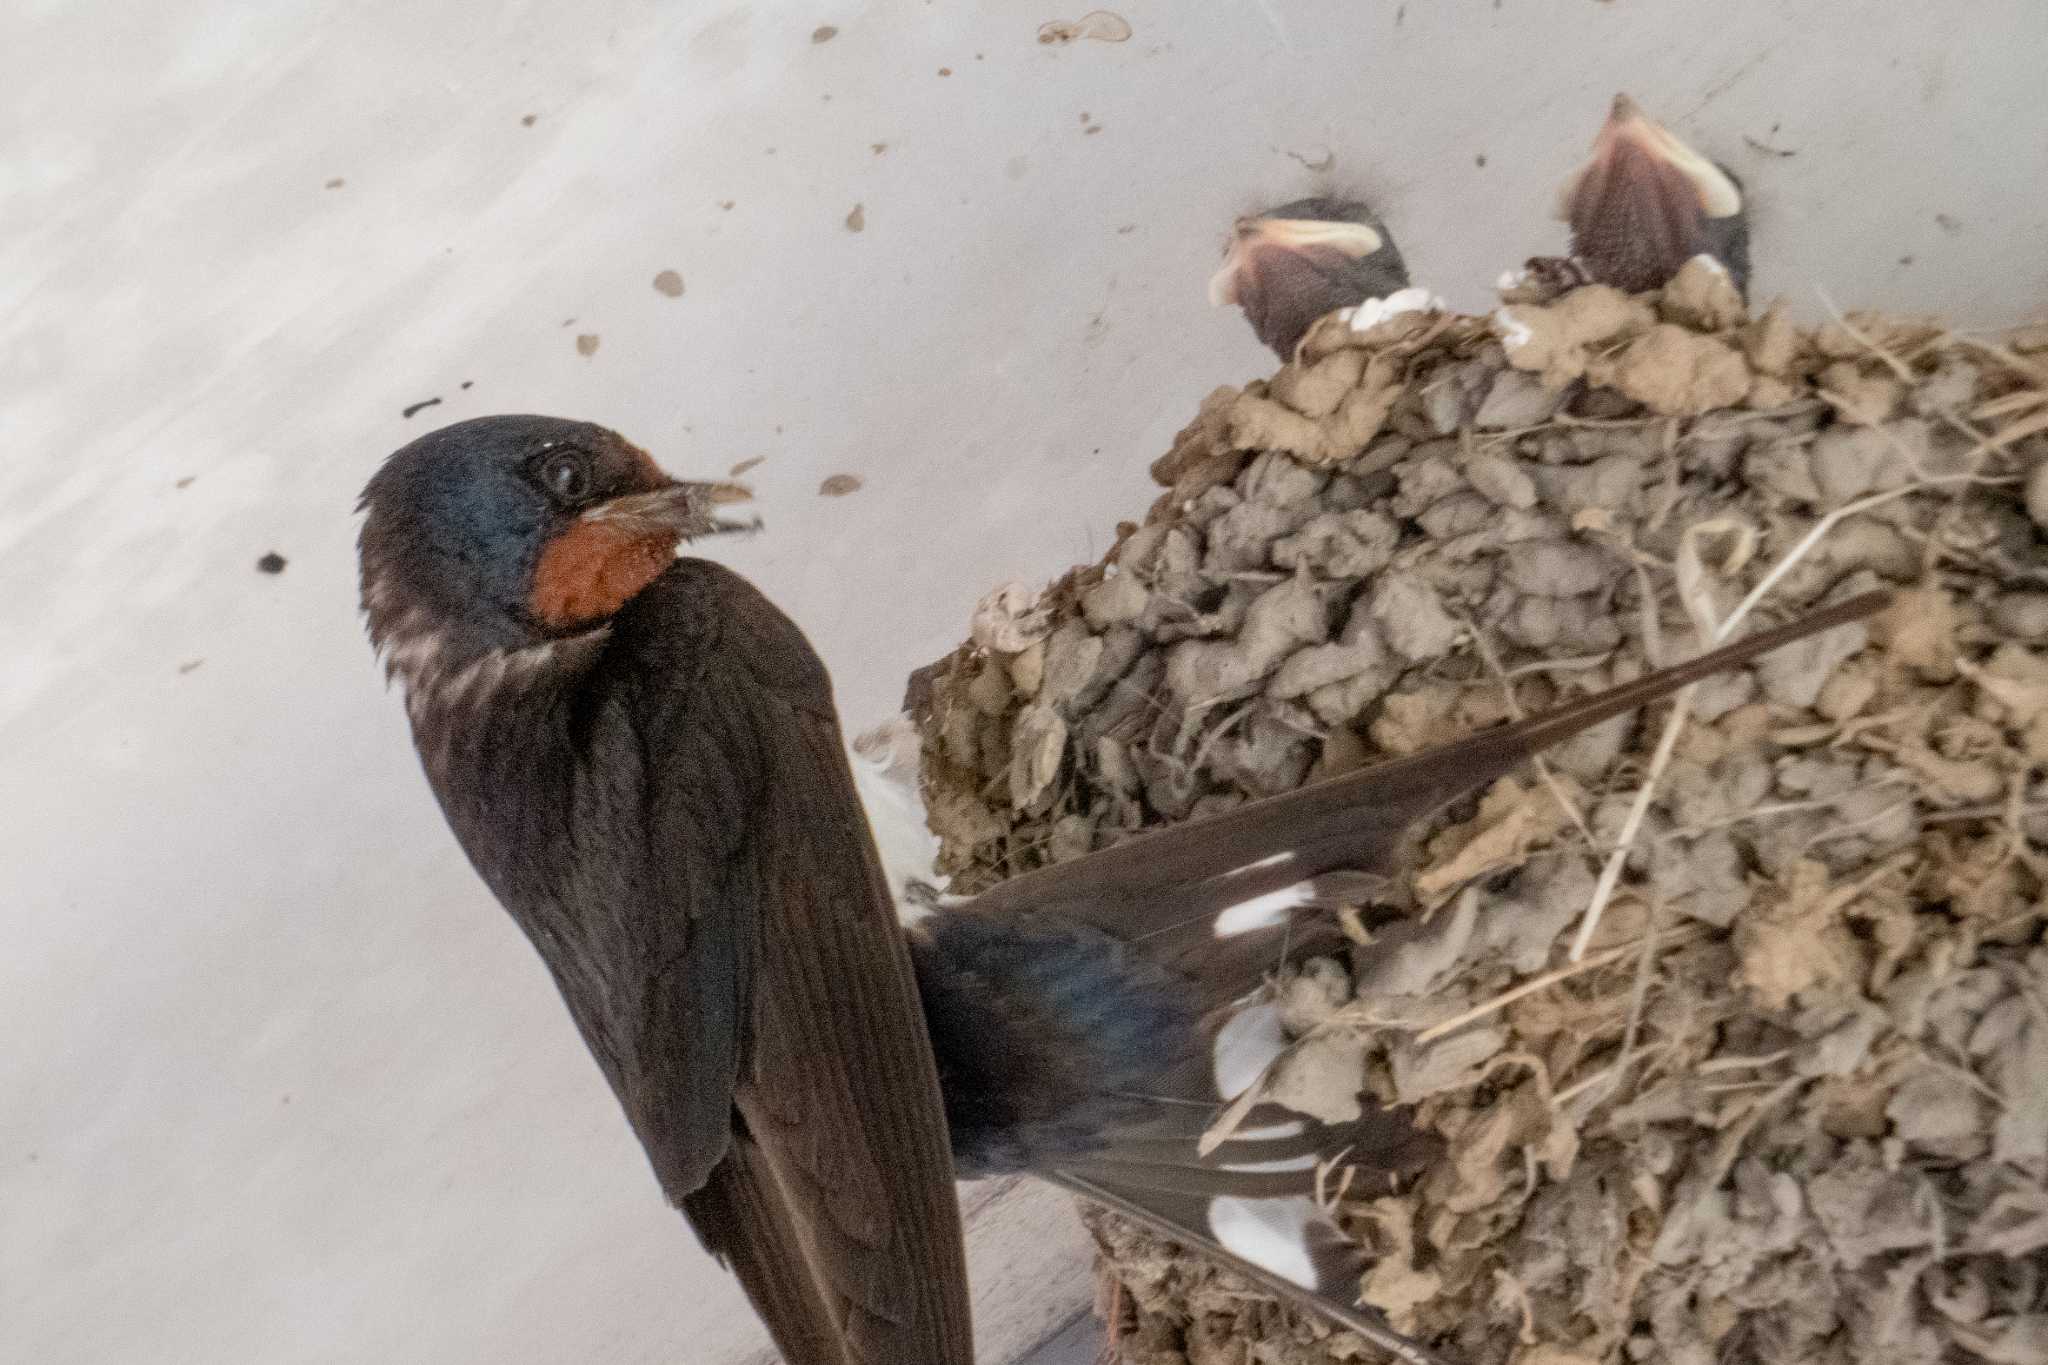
left=529, top=519, right=678, bottom=631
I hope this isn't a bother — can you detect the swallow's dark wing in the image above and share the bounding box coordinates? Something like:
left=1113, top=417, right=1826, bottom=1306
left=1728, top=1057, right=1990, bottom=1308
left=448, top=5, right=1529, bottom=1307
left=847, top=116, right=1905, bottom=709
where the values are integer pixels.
left=624, top=560, right=973, bottom=1365
left=682, top=1135, right=849, bottom=1365
left=967, top=592, right=1886, bottom=993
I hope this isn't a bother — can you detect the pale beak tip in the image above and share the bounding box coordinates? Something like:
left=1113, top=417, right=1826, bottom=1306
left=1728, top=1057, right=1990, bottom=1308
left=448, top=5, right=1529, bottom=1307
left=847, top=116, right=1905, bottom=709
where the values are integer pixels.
left=1208, top=253, right=1243, bottom=308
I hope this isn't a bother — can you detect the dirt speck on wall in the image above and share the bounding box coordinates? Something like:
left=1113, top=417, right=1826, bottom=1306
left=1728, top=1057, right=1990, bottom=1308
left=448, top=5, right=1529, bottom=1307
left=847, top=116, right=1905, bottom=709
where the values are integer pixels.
left=914, top=264, right=2048, bottom=1364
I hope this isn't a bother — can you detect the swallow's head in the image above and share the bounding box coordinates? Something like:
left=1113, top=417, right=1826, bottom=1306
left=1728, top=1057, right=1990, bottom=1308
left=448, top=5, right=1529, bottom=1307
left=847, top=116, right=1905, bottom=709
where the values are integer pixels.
left=1557, top=94, right=1750, bottom=296
left=1209, top=197, right=1409, bottom=362
left=357, top=414, right=756, bottom=684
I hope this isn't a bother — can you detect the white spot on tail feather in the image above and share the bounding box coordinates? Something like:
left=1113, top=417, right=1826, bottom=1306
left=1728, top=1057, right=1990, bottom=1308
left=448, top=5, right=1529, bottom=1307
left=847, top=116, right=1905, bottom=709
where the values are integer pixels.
left=1214, top=881, right=1313, bottom=938
left=1208, top=1196, right=1319, bottom=1289
left=1221, top=1152, right=1321, bottom=1175
left=1222, top=850, right=1295, bottom=880
left=1213, top=1001, right=1286, bottom=1101
left=1233, top=1118, right=1307, bottom=1142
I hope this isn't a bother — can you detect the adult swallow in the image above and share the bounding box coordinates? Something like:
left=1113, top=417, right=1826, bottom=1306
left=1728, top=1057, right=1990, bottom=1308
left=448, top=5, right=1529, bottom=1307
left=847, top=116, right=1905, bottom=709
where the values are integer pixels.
left=1210, top=197, right=1411, bottom=361
left=1556, top=94, right=1751, bottom=295
left=358, top=415, right=974, bottom=1365
left=861, top=597, right=1886, bottom=1365
left=361, top=416, right=1885, bottom=1365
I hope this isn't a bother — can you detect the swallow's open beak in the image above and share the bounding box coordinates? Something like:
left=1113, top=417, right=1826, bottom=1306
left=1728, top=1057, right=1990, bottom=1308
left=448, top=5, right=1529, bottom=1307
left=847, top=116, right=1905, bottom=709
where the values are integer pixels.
left=1208, top=216, right=1388, bottom=307
left=584, top=480, right=762, bottom=540
left=1558, top=94, right=1742, bottom=225
left=1553, top=93, right=1750, bottom=296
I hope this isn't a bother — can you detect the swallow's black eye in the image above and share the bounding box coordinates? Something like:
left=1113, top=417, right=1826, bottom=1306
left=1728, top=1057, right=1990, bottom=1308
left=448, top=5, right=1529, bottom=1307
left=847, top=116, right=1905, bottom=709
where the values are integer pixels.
left=540, top=451, right=592, bottom=503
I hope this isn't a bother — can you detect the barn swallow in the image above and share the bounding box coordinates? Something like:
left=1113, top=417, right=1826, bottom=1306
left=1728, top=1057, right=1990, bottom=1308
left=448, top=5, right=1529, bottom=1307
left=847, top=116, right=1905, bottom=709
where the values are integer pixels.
left=361, top=415, right=1885, bottom=1365
left=1556, top=94, right=1751, bottom=295
left=859, top=596, right=1886, bottom=1365
left=1210, top=197, right=1411, bottom=361
left=357, top=415, right=974, bottom=1365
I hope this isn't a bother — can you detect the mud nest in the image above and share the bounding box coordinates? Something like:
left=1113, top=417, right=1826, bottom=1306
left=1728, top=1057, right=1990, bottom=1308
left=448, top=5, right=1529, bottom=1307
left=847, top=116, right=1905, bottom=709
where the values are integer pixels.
left=912, top=262, right=2048, bottom=1365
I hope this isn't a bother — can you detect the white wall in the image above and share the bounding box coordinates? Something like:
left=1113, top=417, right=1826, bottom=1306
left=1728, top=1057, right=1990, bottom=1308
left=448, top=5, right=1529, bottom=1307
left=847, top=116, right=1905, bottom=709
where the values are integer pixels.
left=4, top=2, right=2044, bottom=1362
